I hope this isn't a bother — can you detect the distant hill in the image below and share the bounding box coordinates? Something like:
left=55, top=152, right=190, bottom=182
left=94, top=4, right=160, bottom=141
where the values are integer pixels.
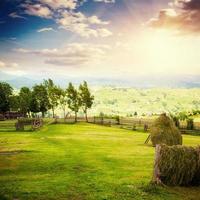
left=88, top=87, right=200, bottom=116
left=1, top=72, right=200, bottom=116
left=2, top=72, right=200, bottom=89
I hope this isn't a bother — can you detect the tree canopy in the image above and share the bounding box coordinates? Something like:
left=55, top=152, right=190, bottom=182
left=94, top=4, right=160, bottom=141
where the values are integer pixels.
left=0, top=82, right=13, bottom=113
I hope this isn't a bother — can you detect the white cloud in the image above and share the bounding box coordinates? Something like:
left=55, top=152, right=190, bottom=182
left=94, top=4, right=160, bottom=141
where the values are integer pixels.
left=9, top=12, right=26, bottom=19
left=0, top=61, right=6, bottom=68
left=15, top=43, right=110, bottom=66
left=88, top=16, right=109, bottom=25
left=39, top=0, right=78, bottom=10
left=97, top=28, right=112, bottom=37
left=94, top=0, right=115, bottom=3
left=149, top=0, right=200, bottom=34
left=57, top=11, right=112, bottom=37
left=0, top=60, right=19, bottom=69
left=0, top=60, right=25, bottom=76
left=37, top=27, right=55, bottom=32
left=10, top=63, right=19, bottom=68
left=16, top=0, right=112, bottom=38
left=23, top=4, right=52, bottom=18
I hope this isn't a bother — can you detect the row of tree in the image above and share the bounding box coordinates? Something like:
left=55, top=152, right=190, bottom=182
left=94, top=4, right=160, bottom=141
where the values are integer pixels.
left=0, top=80, right=94, bottom=122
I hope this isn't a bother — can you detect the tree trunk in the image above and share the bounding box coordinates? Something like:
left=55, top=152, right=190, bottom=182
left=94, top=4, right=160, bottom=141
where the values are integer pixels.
left=85, top=109, right=88, bottom=122
left=52, top=107, right=55, bottom=118
left=42, top=112, right=45, bottom=118
left=63, top=108, right=66, bottom=122
left=75, top=112, right=77, bottom=123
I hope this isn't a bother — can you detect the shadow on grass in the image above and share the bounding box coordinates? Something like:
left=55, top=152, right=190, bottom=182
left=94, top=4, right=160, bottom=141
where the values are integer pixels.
left=0, top=129, right=34, bottom=133
left=0, top=150, right=36, bottom=156
left=139, top=182, right=178, bottom=199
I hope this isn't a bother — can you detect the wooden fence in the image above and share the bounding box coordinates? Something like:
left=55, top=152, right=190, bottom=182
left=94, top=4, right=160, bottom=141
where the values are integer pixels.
left=55, top=116, right=154, bottom=131
left=60, top=116, right=200, bottom=133
left=2, top=116, right=198, bottom=133
left=0, top=118, right=43, bottom=131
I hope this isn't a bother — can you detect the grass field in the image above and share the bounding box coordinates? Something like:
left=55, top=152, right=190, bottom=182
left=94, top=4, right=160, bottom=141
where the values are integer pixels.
left=0, top=123, right=200, bottom=200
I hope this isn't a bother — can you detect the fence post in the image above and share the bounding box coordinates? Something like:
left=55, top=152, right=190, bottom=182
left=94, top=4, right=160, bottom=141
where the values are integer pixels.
left=144, top=124, right=148, bottom=132
left=120, top=117, right=123, bottom=128
left=101, top=116, right=104, bottom=125
left=132, top=123, right=136, bottom=130
left=15, top=121, right=24, bottom=131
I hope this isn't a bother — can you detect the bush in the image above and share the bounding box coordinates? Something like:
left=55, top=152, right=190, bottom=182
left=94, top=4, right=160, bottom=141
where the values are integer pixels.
left=153, top=144, right=200, bottom=186
left=170, top=114, right=180, bottom=128
left=150, top=113, right=182, bottom=147
left=187, top=118, right=194, bottom=130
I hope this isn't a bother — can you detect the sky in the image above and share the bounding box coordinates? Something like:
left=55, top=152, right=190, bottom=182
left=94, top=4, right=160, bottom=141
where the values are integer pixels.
left=0, top=0, right=200, bottom=83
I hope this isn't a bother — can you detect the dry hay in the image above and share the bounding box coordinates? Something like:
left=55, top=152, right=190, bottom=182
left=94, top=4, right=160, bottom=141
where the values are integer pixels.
left=153, top=144, right=200, bottom=186
left=150, top=113, right=182, bottom=147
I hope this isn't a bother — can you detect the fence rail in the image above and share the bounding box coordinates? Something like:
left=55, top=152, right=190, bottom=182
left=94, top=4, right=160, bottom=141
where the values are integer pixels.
left=55, top=116, right=200, bottom=133
left=1, top=116, right=200, bottom=133
left=0, top=118, right=43, bottom=131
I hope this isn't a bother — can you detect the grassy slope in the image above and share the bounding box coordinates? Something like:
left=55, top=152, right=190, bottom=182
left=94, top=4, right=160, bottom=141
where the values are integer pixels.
left=0, top=123, right=200, bottom=200
left=88, top=87, right=200, bottom=116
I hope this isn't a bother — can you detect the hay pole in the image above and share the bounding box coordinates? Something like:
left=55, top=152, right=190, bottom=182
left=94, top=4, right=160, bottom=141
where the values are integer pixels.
left=144, top=134, right=151, bottom=144
left=153, top=145, right=163, bottom=185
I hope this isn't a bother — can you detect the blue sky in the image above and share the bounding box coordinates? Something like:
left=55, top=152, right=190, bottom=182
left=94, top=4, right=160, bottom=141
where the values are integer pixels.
left=0, top=0, right=199, bottom=82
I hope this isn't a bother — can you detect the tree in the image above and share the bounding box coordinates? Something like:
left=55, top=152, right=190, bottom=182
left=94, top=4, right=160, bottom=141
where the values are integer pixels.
left=0, top=82, right=13, bottom=114
left=44, top=79, right=61, bottom=118
left=59, top=88, right=68, bottom=120
left=134, top=111, right=138, bottom=116
left=66, top=83, right=81, bottom=122
left=10, top=95, right=20, bottom=112
left=31, top=84, right=50, bottom=117
left=30, top=94, right=40, bottom=117
left=79, top=81, right=94, bottom=122
left=19, top=87, right=32, bottom=117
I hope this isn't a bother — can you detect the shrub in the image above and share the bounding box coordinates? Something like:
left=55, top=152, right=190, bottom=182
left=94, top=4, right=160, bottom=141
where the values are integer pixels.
left=153, top=144, right=200, bottom=186
left=187, top=118, right=194, bottom=130
left=150, top=113, right=182, bottom=147
left=170, top=114, right=180, bottom=128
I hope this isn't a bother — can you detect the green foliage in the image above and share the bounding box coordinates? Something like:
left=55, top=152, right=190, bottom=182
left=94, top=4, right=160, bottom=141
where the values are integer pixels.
left=59, top=88, right=68, bottom=118
left=134, top=111, right=138, bottom=116
left=178, top=112, right=189, bottom=120
left=170, top=113, right=180, bottom=128
left=9, top=95, right=20, bottom=111
left=79, top=81, right=94, bottom=121
left=19, top=87, right=32, bottom=116
left=17, top=118, right=33, bottom=124
left=44, top=79, right=62, bottom=117
left=66, top=83, right=81, bottom=121
left=150, top=113, right=182, bottom=146
left=187, top=118, right=194, bottom=130
left=31, top=84, right=50, bottom=117
left=30, top=93, right=40, bottom=115
left=154, top=144, right=200, bottom=186
left=0, top=82, right=13, bottom=113
left=89, top=87, right=200, bottom=116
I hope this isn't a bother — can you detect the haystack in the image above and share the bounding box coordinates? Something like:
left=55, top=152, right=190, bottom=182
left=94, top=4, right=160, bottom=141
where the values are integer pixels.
left=150, top=113, right=182, bottom=147
left=153, top=144, right=200, bottom=186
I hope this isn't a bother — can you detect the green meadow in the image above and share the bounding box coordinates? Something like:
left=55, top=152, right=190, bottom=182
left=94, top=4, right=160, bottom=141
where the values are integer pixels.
left=0, top=123, right=200, bottom=200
